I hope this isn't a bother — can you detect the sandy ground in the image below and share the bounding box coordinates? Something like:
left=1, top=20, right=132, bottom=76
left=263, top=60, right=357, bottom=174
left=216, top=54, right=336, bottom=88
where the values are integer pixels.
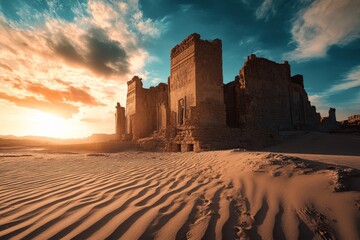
left=0, top=133, right=359, bottom=240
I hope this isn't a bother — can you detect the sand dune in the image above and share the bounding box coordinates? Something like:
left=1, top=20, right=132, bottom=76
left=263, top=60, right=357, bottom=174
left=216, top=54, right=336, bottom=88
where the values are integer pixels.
left=0, top=149, right=359, bottom=240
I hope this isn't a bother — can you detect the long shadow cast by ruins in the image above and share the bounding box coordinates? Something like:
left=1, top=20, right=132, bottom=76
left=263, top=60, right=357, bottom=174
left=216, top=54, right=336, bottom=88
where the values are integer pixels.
left=263, top=132, right=360, bottom=157
left=263, top=153, right=360, bottom=192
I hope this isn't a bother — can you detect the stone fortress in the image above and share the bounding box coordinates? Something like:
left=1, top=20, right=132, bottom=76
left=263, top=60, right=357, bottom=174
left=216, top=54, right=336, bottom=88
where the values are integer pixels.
left=115, top=33, right=336, bottom=152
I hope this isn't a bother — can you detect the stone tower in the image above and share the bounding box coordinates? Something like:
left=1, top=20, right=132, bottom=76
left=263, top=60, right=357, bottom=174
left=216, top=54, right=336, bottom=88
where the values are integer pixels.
left=115, top=102, right=125, bottom=140
left=125, top=76, right=144, bottom=139
left=169, top=33, right=226, bottom=128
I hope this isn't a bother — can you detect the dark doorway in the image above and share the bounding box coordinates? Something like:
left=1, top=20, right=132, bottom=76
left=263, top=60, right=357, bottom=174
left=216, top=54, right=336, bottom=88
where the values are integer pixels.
left=187, top=144, right=194, bottom=151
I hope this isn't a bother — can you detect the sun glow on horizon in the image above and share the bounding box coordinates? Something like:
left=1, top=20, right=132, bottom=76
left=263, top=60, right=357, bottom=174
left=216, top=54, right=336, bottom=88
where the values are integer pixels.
left=29, top=111, right=74, bottom=138
left=0, top=100, right=116, bottom=139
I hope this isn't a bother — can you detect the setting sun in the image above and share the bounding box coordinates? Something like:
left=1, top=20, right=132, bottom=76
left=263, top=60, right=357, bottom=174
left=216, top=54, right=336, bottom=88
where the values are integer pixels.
left=29, top=111, right=72, bottom=138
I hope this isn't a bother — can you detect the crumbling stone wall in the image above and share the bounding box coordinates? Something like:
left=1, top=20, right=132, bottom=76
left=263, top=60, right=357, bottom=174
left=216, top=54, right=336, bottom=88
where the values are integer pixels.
left=146, top=83, right=169, bottom=135
left=224, top=76, right=243, bottom=128
left=125, top=76, right=169, bottom=139
left=225, top=54, right=293, bottom=131
left=224, top=60, right=321, bottom=132
left=320, top=108, right=339, bottom=130
left=348, top=115, right=360, bottom=125
left=194, top=36, right=226, bottom=127
left=289, top=74, right=320, bottom=129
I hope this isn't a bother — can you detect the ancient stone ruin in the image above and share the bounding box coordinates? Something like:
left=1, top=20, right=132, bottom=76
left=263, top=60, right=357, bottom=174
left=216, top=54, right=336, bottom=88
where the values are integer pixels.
left=115, top=33, right=335, bottom=151
left=347, top=115, right=360, bottom=125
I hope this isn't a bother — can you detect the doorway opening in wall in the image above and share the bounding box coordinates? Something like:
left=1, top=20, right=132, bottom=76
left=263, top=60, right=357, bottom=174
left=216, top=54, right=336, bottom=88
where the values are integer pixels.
left=178, top=98, right=185, bottom=125
left=177, top=144, right=182, bottom=152
left=187, top=144, right=194, bottom=151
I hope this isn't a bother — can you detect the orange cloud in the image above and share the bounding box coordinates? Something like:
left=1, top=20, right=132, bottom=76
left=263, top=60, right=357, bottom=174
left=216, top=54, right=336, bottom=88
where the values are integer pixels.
left=0, top=63, right=12, bottom=72
left=0, top=0, right=167, bottom=129
left=26, top=82, right=104, bottom=107
left=0, top=92, right=79, bottom=118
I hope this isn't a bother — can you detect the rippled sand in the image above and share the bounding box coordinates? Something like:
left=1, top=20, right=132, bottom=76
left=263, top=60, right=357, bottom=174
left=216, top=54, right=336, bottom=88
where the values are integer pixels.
left=0, top=150, right=359, bottom=240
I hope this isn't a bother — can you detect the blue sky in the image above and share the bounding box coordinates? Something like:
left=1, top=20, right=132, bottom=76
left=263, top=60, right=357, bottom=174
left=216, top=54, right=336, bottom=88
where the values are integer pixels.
left=0, top=0, right=359, bottom=137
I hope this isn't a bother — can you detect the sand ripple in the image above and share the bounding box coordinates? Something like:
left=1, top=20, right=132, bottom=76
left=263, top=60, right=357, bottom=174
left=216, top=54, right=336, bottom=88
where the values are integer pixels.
left=0, top=151, right=359, bottom=240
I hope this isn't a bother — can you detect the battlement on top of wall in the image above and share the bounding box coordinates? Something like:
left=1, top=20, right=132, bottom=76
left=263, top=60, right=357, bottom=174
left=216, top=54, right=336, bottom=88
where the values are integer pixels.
left=240, top=54, right=291, bottom=84
left=170, top=33, right=221, bottom=59
left=244, top=54, right=289, bottom=66
left=127, top=76, right=142, bottom=86
left=127, top=76, right=168, bottom=92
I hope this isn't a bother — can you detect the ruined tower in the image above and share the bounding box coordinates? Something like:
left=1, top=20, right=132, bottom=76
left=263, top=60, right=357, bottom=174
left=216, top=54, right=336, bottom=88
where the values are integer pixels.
left=169, top=33, right=226, bottom=128
left=167, top=33, right=228, bottom=151
left=115, top=102, right=125, bottom=140
left=126, top=76, right=146, bottom=139
left=237, top=54, right=293, bottom=131
left=125, top=76, right=169, bottom=140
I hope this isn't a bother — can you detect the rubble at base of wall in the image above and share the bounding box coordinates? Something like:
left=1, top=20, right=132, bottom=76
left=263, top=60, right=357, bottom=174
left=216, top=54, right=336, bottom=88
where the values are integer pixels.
left=137, top=137, right=168, bottom=152
left=137, top=126, right=281, bottom=152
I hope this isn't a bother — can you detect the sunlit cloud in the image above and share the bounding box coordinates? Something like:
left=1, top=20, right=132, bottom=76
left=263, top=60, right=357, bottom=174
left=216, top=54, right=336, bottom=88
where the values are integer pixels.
left=285, top=0, right=360, bottom=61
left=0, top=92, right=79, bottom=119
left=0, top=0, right=168, bottom=137
left=0, top=0, right=166, bottom=117
left=0, top=63, right=12, bottom=71
left=26, top=82, right=104, bottom=106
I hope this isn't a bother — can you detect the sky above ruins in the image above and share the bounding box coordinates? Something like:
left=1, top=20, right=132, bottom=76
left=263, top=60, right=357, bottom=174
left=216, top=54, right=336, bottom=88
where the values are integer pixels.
left=0, top=0, right=359, bottom=138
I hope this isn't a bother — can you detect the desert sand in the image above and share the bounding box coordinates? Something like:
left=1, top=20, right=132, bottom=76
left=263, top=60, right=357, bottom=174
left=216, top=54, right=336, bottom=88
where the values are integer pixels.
left=0, top=133, right=359, bottom=240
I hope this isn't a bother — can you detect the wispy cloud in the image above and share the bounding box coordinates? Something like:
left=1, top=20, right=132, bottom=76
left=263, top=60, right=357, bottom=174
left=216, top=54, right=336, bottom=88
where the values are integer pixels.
left=256, top=0, right=276, bottom=21
left=0, top=92, right=79, bottom=119
left=308, top=65, right=360, bottom=119
left=327, top=64, right=360, bottom=94
left=285, top=0, right=360, bottom=61
left=0, top=63, right=12, bottom=71
left=26, top=82, right=104, bottom=107
left=311, top=93, right=360, bottom=120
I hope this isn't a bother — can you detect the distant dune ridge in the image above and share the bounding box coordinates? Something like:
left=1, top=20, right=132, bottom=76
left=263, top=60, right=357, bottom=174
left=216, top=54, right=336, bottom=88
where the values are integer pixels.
left=1, top=132, right=360, bottom=240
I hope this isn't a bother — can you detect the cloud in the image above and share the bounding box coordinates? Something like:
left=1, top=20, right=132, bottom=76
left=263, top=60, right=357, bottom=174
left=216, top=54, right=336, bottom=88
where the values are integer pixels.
left=80, top=117, right=102, bottom=123
left=0, top=79, right=104, bottom=118
left=51, top=35, right=84, bottom=65
left=0, top=92, right=79, bottom=118
left=49, top=26, right=130, bottom=76
left=327, top=64, right=360, bottom=94
left=0, top=63, right=12, bottom=71
left=26, top=82, right=104, bottom=107
left=256, top=0, right=276, bottom=20
left=310, top=91, right=360, bottom=120
left=308, top=65, right=360, bottom=120
left=0, top=0, right=168, bottom=119
left=85, top=27, right=129, bottom=76
left=179, top=4, right=192, bottom=13
left=285, top=0, right=360, bottom=60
